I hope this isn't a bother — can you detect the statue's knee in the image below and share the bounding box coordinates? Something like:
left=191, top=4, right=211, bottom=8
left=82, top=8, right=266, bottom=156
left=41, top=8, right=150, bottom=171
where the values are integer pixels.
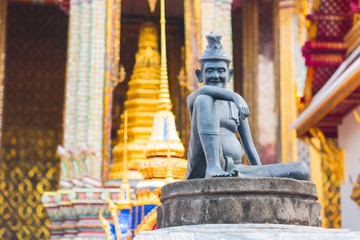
left=194, top=95, right=215, bottom=109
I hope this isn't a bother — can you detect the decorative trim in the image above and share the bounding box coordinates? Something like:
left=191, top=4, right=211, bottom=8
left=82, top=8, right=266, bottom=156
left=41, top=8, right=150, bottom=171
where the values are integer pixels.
left=7, top=0, right=56, bottom=4
left=112, top=0, right=121, bottom=85
left=307, top=14, right=353, bottom=21
left=354, top=110, right=360, bottom=126
left=102, top=0, right=117, bottom=184
left=351, top=173, right=360, bottom=206
left=344, top=19, right=360, bottom=55
left=184, top=0, right=196, bottom=90
left=88, top=0, right=106, bottom=160
left=304, top=41, right=347, bottom=51
left=304, top=53, right=345, bottom=66
left=134, top=207, right=157, bottom=235
left=304, top=66, right=314, bottom=106
left=0, top=0, right=7, bottom=154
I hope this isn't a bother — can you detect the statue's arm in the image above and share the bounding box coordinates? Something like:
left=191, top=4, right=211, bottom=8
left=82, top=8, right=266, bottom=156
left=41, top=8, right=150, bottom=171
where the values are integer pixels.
left=238, top=118, right=262, bottom=165
left=187, top=86, right=249, bottom=119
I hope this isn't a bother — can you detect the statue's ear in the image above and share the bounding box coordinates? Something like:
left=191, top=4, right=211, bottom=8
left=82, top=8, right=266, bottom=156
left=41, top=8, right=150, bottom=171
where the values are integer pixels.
left=228, top=69, right=234, bottom=82
left=195, top=69, right=203, bottom=83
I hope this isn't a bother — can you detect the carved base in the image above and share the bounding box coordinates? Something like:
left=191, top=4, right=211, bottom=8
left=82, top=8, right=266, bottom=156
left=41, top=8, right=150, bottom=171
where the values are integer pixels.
left=156, top=178, right=322, bottom=228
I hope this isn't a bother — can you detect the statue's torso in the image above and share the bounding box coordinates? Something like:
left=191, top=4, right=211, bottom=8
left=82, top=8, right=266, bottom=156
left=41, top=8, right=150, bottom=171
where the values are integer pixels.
left=216, top=100, right=244, bottom=163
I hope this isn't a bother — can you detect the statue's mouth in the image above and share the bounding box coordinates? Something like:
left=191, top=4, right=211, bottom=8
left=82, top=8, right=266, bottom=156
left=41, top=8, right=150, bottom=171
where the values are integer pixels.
left=209, top=79, right=222, bottom=83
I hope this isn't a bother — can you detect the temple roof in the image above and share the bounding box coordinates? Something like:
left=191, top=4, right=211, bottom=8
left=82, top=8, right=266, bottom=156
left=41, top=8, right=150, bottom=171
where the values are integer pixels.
left=293, top=0, right=360, bottom=137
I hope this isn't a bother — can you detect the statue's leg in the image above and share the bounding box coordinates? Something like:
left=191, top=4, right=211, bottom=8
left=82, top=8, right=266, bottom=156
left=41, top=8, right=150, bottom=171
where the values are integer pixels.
left=194, top=95, right=231, bottom=178
left=236, top=161, right=311, bottom=181
left=268, top=161, right=311, bottom=180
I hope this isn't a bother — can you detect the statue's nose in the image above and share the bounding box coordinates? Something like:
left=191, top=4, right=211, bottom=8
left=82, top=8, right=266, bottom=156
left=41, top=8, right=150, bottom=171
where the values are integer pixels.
left=213, top=71, right=219, bottom=78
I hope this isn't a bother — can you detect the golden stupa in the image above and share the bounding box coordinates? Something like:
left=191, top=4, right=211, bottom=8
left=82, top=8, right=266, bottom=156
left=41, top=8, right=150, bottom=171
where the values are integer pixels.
left=139, top=0, right=187, bottom=181
left=110, top=22, right=161, bottom=180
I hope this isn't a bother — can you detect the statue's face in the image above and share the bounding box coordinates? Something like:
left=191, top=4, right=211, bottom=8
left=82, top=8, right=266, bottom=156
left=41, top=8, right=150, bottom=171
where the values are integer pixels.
left=196, top=61, right=233, bottom=89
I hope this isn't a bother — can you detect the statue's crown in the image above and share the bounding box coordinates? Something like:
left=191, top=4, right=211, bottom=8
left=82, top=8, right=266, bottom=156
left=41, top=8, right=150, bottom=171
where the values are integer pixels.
left=198, top=32, right=231, bottom=63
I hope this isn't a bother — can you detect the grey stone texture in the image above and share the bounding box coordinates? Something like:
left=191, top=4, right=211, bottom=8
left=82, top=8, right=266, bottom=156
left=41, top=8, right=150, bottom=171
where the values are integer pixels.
left=135, top=224, right=360, bottom=240
left=157, top=178, right=322, bottom=228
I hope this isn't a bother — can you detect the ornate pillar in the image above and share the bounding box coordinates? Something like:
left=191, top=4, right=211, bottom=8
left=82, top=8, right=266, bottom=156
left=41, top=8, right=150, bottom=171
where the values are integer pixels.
left=88, top=0, right=106, bottom=175
left=278, top=0, right=298, bottom=163
left=62, top=0, right=108, bottom=185
left=64, top=0, right=81, bottom=150
left=76, top=0, right=92, bottom=146
left=241, top=0, right=259, bottom=149
left=0, top=0, right=7, bottom=153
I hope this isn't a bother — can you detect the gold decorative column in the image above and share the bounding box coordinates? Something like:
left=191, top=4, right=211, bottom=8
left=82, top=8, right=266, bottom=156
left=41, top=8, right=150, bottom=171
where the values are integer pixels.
left=279, top=0, right=298, bottom=163
left=103, top=0, right=122, bottom=183
left=0, top=0, right=6, bottom=153
left=242, top=0, right=259, bottom=148
left=307, top=136, right=325, bottom=226
left=308, top=128, right=344, bottom=228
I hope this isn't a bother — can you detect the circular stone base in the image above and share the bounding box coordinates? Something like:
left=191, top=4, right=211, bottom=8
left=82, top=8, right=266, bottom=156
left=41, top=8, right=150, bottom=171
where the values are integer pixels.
left=156, top=178, right=322, bottom=229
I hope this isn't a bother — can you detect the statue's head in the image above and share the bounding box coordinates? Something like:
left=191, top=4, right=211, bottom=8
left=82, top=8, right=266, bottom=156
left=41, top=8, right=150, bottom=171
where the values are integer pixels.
left=195, top=33, right=233, bottom=89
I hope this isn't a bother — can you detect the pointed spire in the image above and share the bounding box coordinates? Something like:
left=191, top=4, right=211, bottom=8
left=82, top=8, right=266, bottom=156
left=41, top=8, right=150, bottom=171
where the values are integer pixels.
left=157, top=0, right=172, bottom=111
left=158, top=65, right=172, bottom=111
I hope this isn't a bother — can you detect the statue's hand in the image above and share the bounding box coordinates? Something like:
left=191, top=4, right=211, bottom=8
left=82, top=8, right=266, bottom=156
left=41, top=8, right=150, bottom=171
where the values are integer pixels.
left=238, top=104, right=249, bottom=120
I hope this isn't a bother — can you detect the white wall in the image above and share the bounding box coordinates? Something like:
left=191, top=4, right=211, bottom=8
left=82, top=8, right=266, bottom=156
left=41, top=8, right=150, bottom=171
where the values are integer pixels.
left=338, top=105, right=360, bottom=230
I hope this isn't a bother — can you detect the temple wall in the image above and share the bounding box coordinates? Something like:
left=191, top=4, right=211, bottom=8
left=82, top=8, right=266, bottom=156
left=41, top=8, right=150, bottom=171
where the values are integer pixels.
left=1, top=4, right=68, bottom=238
left=338, top=105, right=360, bottom=231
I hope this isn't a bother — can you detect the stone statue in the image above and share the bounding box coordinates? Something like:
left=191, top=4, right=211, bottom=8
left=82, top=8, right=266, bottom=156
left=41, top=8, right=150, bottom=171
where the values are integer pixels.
left=185, top=32, right=310, bottom=180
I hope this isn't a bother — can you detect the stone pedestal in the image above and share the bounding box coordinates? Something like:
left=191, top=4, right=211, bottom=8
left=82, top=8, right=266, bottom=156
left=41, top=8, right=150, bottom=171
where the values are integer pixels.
left=157, top=178, right=322, bottom=228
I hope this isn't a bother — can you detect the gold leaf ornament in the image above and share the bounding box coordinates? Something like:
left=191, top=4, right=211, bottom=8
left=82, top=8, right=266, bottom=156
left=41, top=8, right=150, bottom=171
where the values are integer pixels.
left=18, top=205, right=32, bottom=219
